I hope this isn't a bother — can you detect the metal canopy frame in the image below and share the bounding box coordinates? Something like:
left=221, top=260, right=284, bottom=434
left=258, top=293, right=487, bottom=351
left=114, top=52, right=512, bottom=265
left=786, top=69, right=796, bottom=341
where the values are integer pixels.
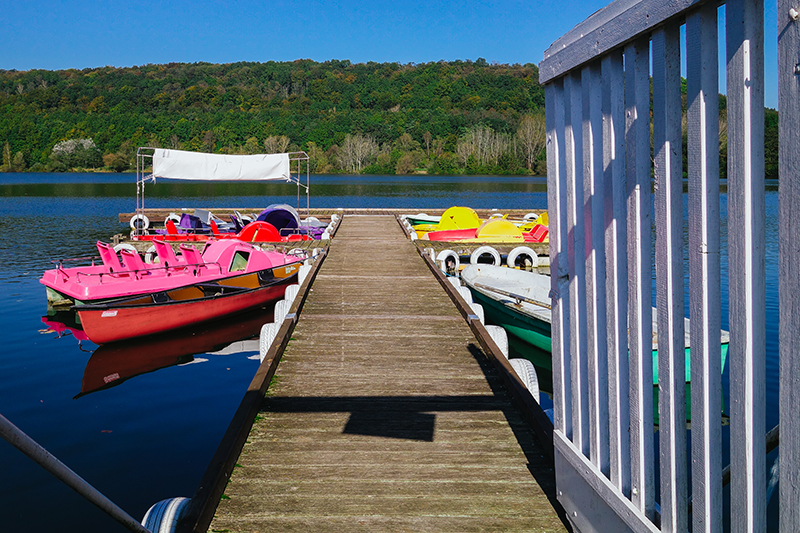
left=133, top=147, right=310, bottom=238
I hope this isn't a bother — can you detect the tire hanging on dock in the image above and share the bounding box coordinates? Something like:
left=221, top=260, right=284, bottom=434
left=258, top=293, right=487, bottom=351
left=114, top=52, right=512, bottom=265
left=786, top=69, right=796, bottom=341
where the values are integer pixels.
left=435, top=249, right=460, bottom=276
left=164, top=213, right=181, bottom=227
left=509, top=358, right=540, bottom=401
left=129, top=213, right=150, bottom=231
left=144, top=244, right=158, bottom=264
left=141, top=497, right=190, bottom=533
left=506, top=246, right=539, bottom=270
left=113, top=243, right=138, bottom=254
left=470, top=246, right=501, bottom=266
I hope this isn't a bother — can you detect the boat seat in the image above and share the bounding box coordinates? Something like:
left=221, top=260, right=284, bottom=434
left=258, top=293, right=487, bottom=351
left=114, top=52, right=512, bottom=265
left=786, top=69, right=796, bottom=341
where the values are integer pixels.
left=230, top=214, right=243, bottom=232
left=165, top=219, right=180, bottom=235
left=96, top=241, right=123, bottom=272
left=153, top=240, right=182, bottom=266
left=119, top=248, right=148, bottom=271
left=178, top=244, right=204, bottom=266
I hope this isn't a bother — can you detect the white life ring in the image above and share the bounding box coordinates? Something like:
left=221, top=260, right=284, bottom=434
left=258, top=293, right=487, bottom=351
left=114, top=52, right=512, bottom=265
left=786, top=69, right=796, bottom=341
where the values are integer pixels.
left=435, top=249, right=460, bottom=275
left=470, top=246, right=501, bottom=266
left=144, top=244, right=158, bottom=264
left=164, top=213, right=181, bottom=226
left=489, top=213, right=504, bottom=219
left=506, top=246, right=539, bottom=270
left=129, top=213, right=150, bottom=230
left=523, top=212, right=539, bottom=221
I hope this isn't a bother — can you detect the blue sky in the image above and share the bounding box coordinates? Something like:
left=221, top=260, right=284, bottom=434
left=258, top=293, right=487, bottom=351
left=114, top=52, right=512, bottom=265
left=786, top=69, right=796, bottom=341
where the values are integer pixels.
left=1, top=0, right=779, bottom=108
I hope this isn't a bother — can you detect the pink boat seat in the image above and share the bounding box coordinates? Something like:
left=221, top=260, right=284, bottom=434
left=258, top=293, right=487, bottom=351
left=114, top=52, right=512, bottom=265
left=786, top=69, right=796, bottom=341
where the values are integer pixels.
left=153, top=240, right=181, bottom=265
left=178, top=244, right=204, bottom=266
left=119, top=248, right=148, bottom=272
left=96, top=242, right=123, bottom=272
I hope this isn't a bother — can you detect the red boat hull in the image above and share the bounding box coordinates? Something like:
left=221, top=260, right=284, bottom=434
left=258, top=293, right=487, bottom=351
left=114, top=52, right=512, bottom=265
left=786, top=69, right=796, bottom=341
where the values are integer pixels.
left=76, top=280, right=291, bottom=344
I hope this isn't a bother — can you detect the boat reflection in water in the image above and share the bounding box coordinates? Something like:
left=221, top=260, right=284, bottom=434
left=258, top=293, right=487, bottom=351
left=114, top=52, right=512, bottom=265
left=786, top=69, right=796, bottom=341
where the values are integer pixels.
left=41, top=304, right=273, bottom=398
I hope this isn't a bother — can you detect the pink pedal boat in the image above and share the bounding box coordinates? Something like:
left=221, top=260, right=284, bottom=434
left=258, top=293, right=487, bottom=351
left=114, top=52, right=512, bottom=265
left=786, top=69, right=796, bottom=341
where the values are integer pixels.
left=40, top=239, right=304, bottom=307
left=40, top=239, right=306, bottom=344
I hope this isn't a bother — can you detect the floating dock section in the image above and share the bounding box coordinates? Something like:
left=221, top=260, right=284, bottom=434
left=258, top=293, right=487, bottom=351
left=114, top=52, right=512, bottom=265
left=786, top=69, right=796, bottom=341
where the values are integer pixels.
left=206, top=215, right=565, bottom=532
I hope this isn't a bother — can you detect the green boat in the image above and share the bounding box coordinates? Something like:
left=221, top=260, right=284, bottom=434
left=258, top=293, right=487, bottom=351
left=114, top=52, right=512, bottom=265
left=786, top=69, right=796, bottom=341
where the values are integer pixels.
left=460, top=264, right=729, bottom=385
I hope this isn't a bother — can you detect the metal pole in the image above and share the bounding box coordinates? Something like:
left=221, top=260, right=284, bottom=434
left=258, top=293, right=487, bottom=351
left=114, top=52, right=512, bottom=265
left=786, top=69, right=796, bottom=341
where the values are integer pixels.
left=0, top=413, right=152, bottom=533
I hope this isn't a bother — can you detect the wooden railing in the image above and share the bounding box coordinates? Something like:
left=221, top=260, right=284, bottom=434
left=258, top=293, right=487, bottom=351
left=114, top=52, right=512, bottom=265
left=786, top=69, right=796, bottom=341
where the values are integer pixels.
left=538, top=0, right=800, bottom=530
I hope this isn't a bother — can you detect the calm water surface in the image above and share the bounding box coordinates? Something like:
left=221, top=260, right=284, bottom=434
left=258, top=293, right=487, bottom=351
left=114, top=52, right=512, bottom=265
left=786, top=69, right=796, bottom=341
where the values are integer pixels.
left=0, top=173, right=548, bottom=532
left=0, top=173, right=779, bottom=531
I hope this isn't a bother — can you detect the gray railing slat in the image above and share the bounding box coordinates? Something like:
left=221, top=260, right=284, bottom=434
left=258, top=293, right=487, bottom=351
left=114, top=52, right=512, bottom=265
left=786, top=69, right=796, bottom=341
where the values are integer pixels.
left=624, top=37, right=655, bottom=520
left=778, top=0, right=800, bottom=529
left=686, top=3, right=723, bottom=532
left=546, top=80, right=572, bottom=437
left=726, top=0, right=767, bottom=531
left=566, top=71, right=590, bottom=455
left=540, top=0, right=707, bottom=83
left=601, top=49, right=631, bottom=497
left=583, top=61, right=611, bottom=474
left=652, top=23, right=688, bottom=533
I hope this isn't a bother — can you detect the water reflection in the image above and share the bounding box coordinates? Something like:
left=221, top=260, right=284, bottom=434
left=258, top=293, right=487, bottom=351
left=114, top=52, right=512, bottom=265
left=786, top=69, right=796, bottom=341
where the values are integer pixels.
left=42, top=305, right=272, bottom=398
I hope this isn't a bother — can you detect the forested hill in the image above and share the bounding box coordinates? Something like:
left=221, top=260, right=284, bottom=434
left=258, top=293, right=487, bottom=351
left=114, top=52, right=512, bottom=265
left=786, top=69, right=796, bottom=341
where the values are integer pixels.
left=0, top=59, right=548, bottom=175
left=0, top=59, right=778, bottom=178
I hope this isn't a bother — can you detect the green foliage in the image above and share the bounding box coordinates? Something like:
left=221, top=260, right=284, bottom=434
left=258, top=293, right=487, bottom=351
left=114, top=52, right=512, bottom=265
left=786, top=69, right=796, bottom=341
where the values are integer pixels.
left=0, top=60, right=779, bottom=177
left=0, top=60, right=546, bottom=174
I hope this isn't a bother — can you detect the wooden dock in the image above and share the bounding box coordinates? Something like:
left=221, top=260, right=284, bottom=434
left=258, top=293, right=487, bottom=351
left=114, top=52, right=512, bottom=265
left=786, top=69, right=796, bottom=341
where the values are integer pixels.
left=208, top=215, right=567, bottom=532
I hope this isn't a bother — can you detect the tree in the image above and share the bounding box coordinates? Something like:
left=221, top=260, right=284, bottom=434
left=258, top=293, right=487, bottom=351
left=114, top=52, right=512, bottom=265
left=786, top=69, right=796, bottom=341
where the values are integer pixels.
left=11, top=151, right=25, bottom=171
left=49, top=138, right=102, bottom=171
left=456, top=126, right=511, bottom=169
left=243, top=136, right=261, bottom=154
left=339, top=133, right=379, bottom=172
left=516, top=114, right=546, bottom=171
left=103, top=152, right=129, bottom=172
left=423, top=131, right=432, bottom=156
left=1, top=141, right=10, bottom=172
left=263, top=135, right=290, bottom=154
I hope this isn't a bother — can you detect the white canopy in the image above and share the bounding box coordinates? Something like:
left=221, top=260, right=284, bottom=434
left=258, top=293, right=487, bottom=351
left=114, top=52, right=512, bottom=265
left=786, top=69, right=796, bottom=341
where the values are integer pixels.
left=151, top=148, right=291, bottom=181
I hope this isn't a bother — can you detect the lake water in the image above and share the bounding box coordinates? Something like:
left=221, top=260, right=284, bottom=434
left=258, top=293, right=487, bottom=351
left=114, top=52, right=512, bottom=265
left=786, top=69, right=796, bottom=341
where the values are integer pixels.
left=0, top=173, right=548, bottom=532
left=0, top=173, right=779, bottom=531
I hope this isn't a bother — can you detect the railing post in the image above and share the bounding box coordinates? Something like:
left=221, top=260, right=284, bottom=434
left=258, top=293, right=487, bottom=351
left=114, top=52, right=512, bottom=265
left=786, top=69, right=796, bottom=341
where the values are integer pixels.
left=652, top=21, right=687, bottom=532
left=686, top=3, right=723, bottom=532
left=726, top=0, right=767, bottom=531
left=566, top=70, right=590, bottom=450
left=624, top=36, right=655, bottom=521
left=601, top=49, right=630, bottom=499
left=583, top=59, right=611, bottom=476
left=546, top=79, right=572, bottom=438
left=778, top=0, right=800, bottom=529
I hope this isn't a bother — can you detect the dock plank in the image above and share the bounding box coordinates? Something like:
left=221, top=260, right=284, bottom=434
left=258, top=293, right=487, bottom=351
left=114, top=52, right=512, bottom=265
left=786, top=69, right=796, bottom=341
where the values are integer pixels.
left=209, top=215, right=566, bottom=533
